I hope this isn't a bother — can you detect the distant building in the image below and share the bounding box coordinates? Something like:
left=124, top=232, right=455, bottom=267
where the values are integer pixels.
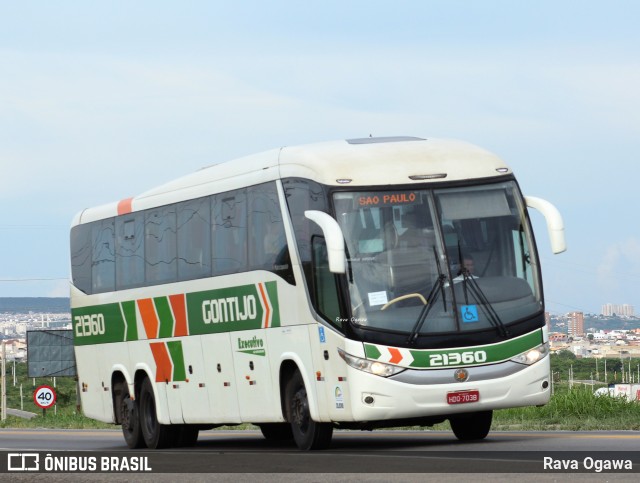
left=544, top=312, right=551, bottom=331
left=549, top=332, right=568, bottom=342
left=601, top=303, right=635, bottom=317
left=567, top=311, right=584, bottom=337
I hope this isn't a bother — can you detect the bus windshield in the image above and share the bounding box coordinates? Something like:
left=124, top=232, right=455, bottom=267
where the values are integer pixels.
left=333, top=181, right=541, bottom=337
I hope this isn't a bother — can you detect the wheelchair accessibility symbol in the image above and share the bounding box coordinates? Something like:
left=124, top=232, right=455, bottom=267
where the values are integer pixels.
left=461, top=305, right=479, bottom=323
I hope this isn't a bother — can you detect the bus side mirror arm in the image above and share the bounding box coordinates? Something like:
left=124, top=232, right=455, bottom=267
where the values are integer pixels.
left=524, top=196, right=567, bottom=254
left=304, top=210, right=347, bottom=273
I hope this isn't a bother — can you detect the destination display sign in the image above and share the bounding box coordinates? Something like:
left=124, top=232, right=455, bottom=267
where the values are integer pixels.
left=356, top=191, right=421, bottom=208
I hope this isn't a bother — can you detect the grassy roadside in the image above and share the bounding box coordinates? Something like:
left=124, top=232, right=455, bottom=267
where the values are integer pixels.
left=1, top=362, right=639, bottom=431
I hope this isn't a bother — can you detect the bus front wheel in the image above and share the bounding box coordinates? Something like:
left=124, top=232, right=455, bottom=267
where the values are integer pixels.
left=449, top=410, right=493, bottom=441
left=285, top=370, right=333, bottom=450
left=139, top=377, right=175, bottom=449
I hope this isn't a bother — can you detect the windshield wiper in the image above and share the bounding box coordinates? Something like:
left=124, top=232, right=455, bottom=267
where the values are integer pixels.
left=406, top=246, right=448, bottom=345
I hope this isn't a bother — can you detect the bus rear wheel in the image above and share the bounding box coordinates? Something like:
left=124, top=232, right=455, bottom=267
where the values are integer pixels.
left=139, top=377, right=176, bottom=449
left=119, top=386, right=145, bottom=449
left=449, top=410, right=493, bottom=441
left=286, top=370, right=333, bottom=450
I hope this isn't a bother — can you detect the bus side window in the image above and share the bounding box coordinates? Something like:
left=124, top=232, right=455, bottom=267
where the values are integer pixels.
left=92, top=218, right=115, bottom=293
left=177, top=196, right=212, bottom=281
left=116, top=213, right=145, bottom=290
left=212, top=189, right=248, bottom=275
left=145, top=205, right=178, bottom=285
left=71, top=223, right=93, bottom=294
left=248, top=182, right=295, bottom=284
left=312, top=237, right=341, bottom=329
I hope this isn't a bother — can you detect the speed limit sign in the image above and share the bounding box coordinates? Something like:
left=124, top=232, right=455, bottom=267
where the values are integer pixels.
left=33, top=385, right=57, bottom=409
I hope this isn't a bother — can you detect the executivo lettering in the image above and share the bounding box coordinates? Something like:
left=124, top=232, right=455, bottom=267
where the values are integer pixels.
left=237, top=335, right=266, bottom=356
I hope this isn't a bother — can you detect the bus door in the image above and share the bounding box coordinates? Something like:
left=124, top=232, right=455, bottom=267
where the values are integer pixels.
left=201, top=333, right=241, bottom=424
left=232, top=328, right=276, bottom=421
left=176, top=337, right=211, bottom=423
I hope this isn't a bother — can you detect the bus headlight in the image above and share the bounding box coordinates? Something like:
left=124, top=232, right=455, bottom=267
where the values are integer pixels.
left=510, top=342, right=549, bottom=365
left=337, top=348, right=405, bottom=377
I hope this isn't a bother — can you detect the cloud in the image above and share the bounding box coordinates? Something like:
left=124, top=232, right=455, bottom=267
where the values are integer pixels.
left=597, top=238, right=640, bottom=299
left=46, top=280, right=71, bottom=298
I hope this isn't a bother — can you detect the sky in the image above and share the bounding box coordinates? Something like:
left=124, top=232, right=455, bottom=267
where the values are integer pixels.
left=1, top=1, right=639, bottom=315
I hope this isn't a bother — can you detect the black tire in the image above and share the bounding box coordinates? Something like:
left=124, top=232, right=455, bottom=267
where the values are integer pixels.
left=286, top=370, right=333, bottom=450
left=258, top=423, right=294, bottom=441
left=119, top=385, right=145, bottom=449
left=176, top=425, right=200, bottom=447
left=139, top=377, right=176, bottom=449
left=449, top=410, right=493, bottom=441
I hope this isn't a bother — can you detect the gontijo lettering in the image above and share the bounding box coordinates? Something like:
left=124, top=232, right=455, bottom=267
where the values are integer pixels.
left=202, top=295, right=257, bottom=324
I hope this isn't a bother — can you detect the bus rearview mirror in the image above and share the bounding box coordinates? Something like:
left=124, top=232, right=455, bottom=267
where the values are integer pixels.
left=524, top=196, right=567, bottom=254
left=304, top=210, right=347, bottom=274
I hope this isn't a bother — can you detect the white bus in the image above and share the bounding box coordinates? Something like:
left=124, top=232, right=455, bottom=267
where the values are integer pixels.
left=70, top=136, right=565, bottom=450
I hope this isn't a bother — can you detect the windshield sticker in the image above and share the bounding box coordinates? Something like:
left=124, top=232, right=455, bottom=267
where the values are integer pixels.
left=368, top=291, right=388, bottom=306
left=461, top=305, right=479, bottom=323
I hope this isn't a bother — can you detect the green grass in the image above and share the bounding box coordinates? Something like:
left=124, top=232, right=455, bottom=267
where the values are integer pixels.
left=489, top=385, right=640, bottom=431
left=2, top=362, right=639, bottom=431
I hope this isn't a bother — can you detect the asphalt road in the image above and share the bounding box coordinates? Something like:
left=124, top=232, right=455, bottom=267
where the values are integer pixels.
left=0, top=428, right=638, bottom=476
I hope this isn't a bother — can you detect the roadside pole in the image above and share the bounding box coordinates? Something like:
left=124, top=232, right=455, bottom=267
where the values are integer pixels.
left=1, top=341, right=6, bottom=421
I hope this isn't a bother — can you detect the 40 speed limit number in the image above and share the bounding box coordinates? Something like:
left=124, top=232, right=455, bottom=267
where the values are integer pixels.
left=34, top=385, right=57, bottom=409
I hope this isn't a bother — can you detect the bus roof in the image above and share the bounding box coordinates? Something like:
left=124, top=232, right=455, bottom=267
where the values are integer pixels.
left=73, top=136, right=512, bottom=225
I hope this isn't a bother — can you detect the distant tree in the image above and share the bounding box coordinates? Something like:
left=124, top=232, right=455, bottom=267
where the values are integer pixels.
left=556, top=350, right=577, bottom=360
left=587, top=333, right=594, bottom=341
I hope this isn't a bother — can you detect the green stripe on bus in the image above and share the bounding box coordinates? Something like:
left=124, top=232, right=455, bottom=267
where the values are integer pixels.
left=73, top=303, right=127, bottom=346
left=121, top=300, right=138, bottom=342
left=408, top=329, right=542, bottom=368
left=154, top=297, right=174, bottom=339
left=265, top=281, right=281, bottom=328
left=364, top=344, right=382, bottom=360
left=364, top=328, right=543, bottom=369
left=73, top=281, right=281, bottom=345
left=167, top=340, right=186, bottom=381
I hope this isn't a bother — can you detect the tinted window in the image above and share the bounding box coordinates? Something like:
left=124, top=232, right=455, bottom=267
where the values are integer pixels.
left=116, top=213, right=145, bottom=290
left=92, top=218, right=115, bottom=293
left=72, top=182, right=295, bottom=294
left=70, top=223, right=92, bottom=294
left=283, top=178, right=340, bottom=327
left=177, top=196, right=212, bottom=281
left=212, top=189, right=248, bottom=275
left=248, top=182, right=294, bottom=284
left=145, top=205, right=177, bottom=285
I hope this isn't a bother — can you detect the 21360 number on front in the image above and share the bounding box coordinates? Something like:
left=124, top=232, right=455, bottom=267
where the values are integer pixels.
left=429, top=350, right=487, bottom=367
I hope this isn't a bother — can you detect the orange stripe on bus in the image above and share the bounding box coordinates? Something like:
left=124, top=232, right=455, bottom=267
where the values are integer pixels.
left=138, top=298, right=159, bottom=339
left=117, top=197, right=134, bottom=215
left=169, top=294, right=188, bottom=337
left=258, top=283, right=271, bottom=328
left=149, top=342, right=173, bottom=383
left=388, top=348, right=403, bottom=364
